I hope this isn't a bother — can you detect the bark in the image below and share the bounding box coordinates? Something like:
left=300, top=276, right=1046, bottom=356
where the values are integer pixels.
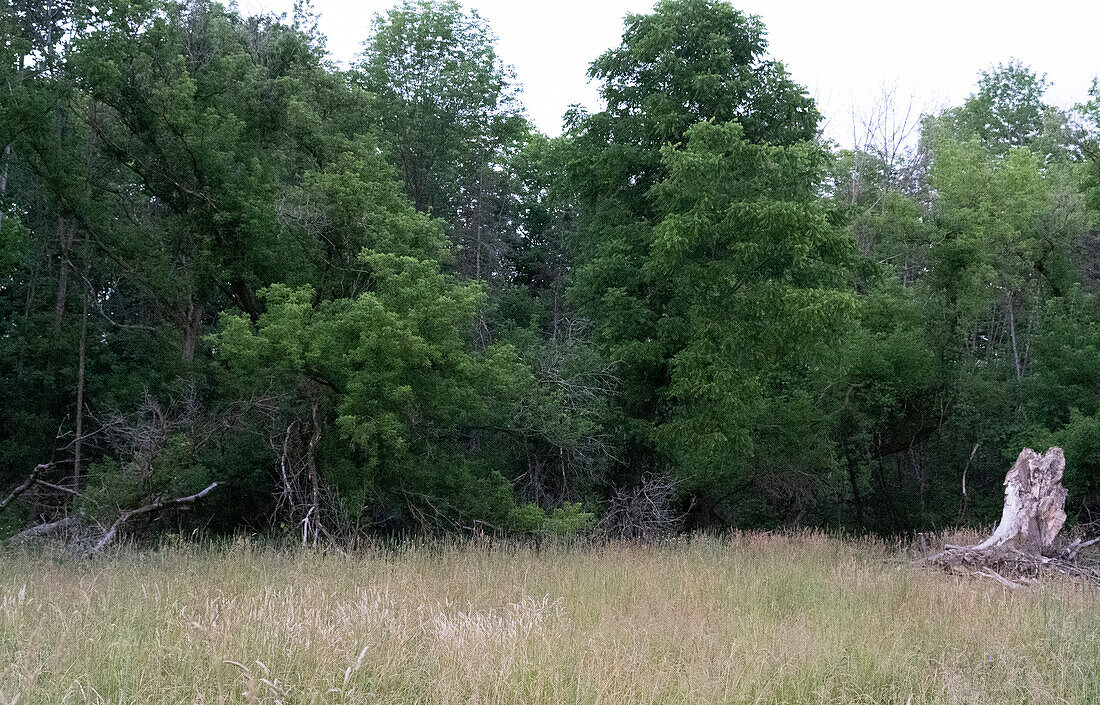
left=305, top=400, right=322, bottom=546
left=0, top=142, right=10, bottom=196
left=0, top=464, right=52, bottom=512
left=930, top=448, right=1072, bottom=578
left=54, top=217, right=73, bottom=326
left=1, top=464, right=79, bottom=517
left=229, top=278, right=261, bottom=321
left=73, top=257, right=89, bottom=490
left=843, top=443, right=865, bottom=533
left=0, top=143, right=9, bottom=232
left=87, top=482, right=219, bottom=555
left=969, top=447, right=1067, bottom=557
left=1008, top=292, right=1022, bottom=381
left=179, top=300, right=204, bottom=363
left=10, top=517, right=77, bottom=546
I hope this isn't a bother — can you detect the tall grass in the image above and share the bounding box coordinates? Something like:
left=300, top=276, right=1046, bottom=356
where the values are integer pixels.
left=1, top=532, right=1098, bottom=704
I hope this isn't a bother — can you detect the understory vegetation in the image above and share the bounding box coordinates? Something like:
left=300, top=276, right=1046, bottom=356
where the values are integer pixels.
left=2, top=534, right=1099, bottom=704
left=3, top=0, right=1100, bottom=544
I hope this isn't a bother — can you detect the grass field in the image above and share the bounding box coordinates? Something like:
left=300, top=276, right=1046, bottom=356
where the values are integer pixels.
left=1, top=532, right=1098, bottom=704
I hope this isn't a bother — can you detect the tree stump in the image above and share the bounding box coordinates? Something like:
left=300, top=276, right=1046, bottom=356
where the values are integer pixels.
left=970, top=447, right=1067, bottom=556
left=932, top=447, right=1070, bottom=580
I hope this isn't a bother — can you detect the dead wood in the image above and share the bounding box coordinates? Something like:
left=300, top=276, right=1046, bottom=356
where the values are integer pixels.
left=9, top=516, right=78, bottom=546
left=0, top=464, right=52, bottom=512
left=7, top=482, right=218, bottom=555
left=927, top=447, right=1100, bottom=583
left=0, top=462, right=81, bottom=515
left=86, top=482, right=219, bottom=555
left=598, top=473, right=685, bottom=540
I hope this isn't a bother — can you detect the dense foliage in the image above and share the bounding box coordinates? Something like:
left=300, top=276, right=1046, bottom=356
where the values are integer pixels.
left=2, top=0, right=1098, bottom=540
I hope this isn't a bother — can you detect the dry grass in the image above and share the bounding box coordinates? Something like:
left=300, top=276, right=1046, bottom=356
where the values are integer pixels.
left=1, top=531, right=1098, bottom=704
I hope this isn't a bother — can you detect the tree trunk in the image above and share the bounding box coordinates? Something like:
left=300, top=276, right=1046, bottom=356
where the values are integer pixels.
left=73, top=258, right=89, bottom=491
left=55, top=217, right=73, bottom=326
left=0, top=142, right=10, bottom=233
left=932, top=447, right=1069, bottom=576
left=845, top=452, right=865, bottom=533
left=306, top=399, right=322, bottom=546
left=1008, top=292, right=1022, bottom=381
left=0, top=142, right=10, bottom=196
left=180, top=300, right=204, bottom=363
left=970, top=447, right=1067, bottom=557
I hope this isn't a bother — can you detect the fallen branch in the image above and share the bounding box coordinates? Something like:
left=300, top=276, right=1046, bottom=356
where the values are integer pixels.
left=33, top=479, right=79, bottom=496
left=974, top=569, right=1021, bottom=590
left=1060, top=536, right=1100, bottom=558
left=87, top=482, right=219, bottom=555
left=9, top=516, right=77, bottom=546
left=0, top=464, right=53, bottom=512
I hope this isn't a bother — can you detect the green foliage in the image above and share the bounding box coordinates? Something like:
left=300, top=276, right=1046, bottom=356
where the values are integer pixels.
left=545, top=503, right=596, bottom=537
left=505, top=502, right=545, bottom=534
left=357, top=0, right=531, bottom=281
left=649, top=120, right=854, bottom=493
left=1056, top=412, right=1100, bottom=516
left=935, top=59, right=1074, bottom=160
left=210, top=242, right=513, bottom=525
left=585, top=0, right=818, bottom=151
left=567, top=0, right=833, bottom=522
left=506, top=501, right=595, bottom=537
left=3, top=0, right=1100, bottom=541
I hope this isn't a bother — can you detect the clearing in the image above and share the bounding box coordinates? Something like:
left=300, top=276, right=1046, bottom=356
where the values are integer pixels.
left=1, top=533, right=1098, bottom=704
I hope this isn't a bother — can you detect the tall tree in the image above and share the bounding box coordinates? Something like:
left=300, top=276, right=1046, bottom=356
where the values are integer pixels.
left=357, top=0, right=529, bottom=283
left=647, top=121, right=853, bottom=523
left=567, top=0, right=842, bottom=524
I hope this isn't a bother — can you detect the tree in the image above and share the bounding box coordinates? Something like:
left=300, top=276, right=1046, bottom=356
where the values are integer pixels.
left=357, top=0, right=529, bottom=283
left=646, top=120, right=853, bottom=522
left=937, top=60, right=1077, bottom=161
left=566, top=0, right=832, bottom=522
left=210, top=246, right=510, bottom=535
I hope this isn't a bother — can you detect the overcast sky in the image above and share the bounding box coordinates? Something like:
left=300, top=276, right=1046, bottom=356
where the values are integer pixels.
left=242, top=0, right=1100, bottom=146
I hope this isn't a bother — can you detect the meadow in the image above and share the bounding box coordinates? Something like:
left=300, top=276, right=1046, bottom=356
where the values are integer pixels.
left=1, top=532, right=1098, bottom=704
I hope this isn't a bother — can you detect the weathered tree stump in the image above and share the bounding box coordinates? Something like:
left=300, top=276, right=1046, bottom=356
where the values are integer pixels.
left=930, top=447, right=1084, bottom=584
left=968, top=447, right=1067, bottom=556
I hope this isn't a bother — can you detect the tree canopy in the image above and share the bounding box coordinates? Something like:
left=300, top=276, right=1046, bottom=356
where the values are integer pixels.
left=2, top=0, right=1098, bottom=543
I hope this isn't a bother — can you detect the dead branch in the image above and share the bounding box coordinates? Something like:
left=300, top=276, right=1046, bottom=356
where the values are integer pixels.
left=9, top=516, right=77, bottom=546
left=87, top=482, right=218, bottom=555
left=32, top=479, right=79, bottom=496
left=974, top=568, right=1022, bottom=589
left=269, top=385, right=349, bottom=545
left=1060, top=535, right=1100, bottom=561
left=599, top=473, right=685, bottom=540
left=0, top=464, right=52, bottom=512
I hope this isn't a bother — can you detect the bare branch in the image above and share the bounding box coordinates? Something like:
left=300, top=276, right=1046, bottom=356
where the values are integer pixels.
left=0, top=464, right=53, bottom=512
left=9, top=516, right=77, bottom=546
left=34, top=479, right=79, bottom=496
left=88, top=482, right=219, bottom=555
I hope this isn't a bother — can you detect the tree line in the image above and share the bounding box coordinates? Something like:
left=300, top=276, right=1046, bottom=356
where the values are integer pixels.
left=2, top=0, right=1099, bottom=543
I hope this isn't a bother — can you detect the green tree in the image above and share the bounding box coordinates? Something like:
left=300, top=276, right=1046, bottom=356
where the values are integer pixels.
left=210, top=244, right=516, bottom=532
left=936, top=60, right=1076, bottom=161
left=358, top=0, right=529, bottom=282
left=566, top=0, right=832, bottom=523
left=647, top=121, right=853, bottom=522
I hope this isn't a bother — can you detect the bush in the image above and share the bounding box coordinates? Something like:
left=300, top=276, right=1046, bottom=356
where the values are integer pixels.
left=506, top=502, right=595, bottom=537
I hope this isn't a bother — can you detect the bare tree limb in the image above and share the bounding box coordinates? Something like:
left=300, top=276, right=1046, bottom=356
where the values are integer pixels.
left=975, top=569, right=1021, bottom=589
left=0, top=464, right=53, bottom=512
left=88, top=482, right=219, bottom=555
left=10, top=516, right=76, bottom=546
left=34, top=479, right=79, bottom=496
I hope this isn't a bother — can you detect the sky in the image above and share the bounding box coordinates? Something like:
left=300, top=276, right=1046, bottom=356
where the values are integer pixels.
left=241, top=0, right=1100, bottom=146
